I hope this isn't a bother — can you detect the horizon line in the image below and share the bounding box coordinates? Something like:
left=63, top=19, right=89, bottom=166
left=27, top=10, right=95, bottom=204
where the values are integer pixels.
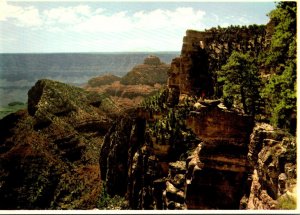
left=0, top=51, right=181, bottom=54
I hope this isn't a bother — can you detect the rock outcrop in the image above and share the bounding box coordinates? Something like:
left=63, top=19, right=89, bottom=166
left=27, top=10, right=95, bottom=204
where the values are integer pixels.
left=100, top=97, right=255, bottom=209
left=246, top=123, right=297, bottom=209
left=0, top=79, right=117, bottom=209
left=184, top=101, right=253, bottom=209
left=121, top=55, right=170, bottom=86
left=168, top=26, right=267, bottom=98
left=100, top=27, right=296, bottom=211
left=87, top=74, right=121, bottom=87
left=85, top=56, right=169, bottom=110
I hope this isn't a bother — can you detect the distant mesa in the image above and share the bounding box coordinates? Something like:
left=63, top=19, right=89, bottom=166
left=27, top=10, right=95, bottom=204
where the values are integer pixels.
left=143, top=55, right=162, bottom=65
left=86, top=55, right=169, bottom=88
left=85, top=55, right=171, bottom=109
left=87, top=74, right=121, bottom=87
left=121, top=55, right=170, bottom=86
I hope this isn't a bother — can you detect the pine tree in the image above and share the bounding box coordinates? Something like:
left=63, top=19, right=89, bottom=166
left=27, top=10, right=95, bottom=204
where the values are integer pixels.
left=218, top=51, right=261, bottom=116
left=262, top=1, right=296, bottom=133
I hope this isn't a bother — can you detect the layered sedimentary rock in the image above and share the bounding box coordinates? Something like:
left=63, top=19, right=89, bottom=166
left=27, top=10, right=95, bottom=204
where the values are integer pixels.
left=185, top=101, right=253, bottom=209
left=85, top=56, right=168, bottom=109
left=100, top=99, right=255, bottom=209
left=121, top=55, right=170, bottom=86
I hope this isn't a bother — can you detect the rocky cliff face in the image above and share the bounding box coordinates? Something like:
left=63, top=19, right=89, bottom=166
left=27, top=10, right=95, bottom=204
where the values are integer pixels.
left=0, top=79, right=117, bottom=209
left=100, top=97, right=257, bottom=209
left=168, top=27, right=267, bottom=98
left=184, top=102, right=253, bottom=209
left=100, top=27, right=296, bottom=210
left=246, top=123, right=296, bottom=209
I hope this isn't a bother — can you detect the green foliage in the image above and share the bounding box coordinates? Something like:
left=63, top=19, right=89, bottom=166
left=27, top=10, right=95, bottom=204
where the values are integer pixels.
left=277, top=194, right=297, bottom=210
left=205, top=24, right=266, bottom=98
left=141, top=88, right=169, bottom=112
left=218, top=51, right=261, bottom=116
left=261, top=2, right=296, bottom=133
left=97, top=182, right=128, bottom=209
left=265, top=2, right=296, bottom=67
left=144, top=94, right=198, bottom=160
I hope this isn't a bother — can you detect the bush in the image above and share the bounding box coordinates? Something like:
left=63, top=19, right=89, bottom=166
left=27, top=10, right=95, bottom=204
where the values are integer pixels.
left=97, top=183, right=129, bottom=209
left=277, top=194, right=297, bottom=209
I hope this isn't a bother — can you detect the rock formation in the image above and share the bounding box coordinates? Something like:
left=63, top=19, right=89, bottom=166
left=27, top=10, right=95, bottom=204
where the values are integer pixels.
left=246, top=123, right=296, bottom=209
left=0, top=24, right=296, bottom=210
left=0, top=79, right=117, bottom=209
left=121, top=55, right=170, bottom=86
left=87, top=74, right=121, bottom=87
left=168, top=30, right=213, bottom=97
left=100, top=27, right=296, bottom=210
left=85, top=56, right=169, bottom=110
left=168, top=26, right=267, bottom=98
left=184, top=101, right=254, bottom=209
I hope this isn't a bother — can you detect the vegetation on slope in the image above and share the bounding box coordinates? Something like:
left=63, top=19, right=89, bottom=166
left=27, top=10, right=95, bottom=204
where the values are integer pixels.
left=0, top=79, right=117, bottom=209
left=261, top=2, right=296, bottom=134
left=215, top=2, right=296, bottom=134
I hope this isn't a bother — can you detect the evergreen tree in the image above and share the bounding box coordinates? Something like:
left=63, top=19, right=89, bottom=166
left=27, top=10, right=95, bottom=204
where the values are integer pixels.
left=262, top=1, right=296, bottom=133
left=218, top=51, right=261, bottom=116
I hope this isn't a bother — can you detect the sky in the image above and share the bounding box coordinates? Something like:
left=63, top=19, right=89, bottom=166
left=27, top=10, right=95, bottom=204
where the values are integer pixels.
left=0, top=0, right=276, bottom=53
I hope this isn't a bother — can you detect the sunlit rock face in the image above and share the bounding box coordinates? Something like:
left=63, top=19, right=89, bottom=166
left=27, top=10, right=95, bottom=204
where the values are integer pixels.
left=168, top=30, right=213, bottom=97
left=185, top=101, right=254, bottom=209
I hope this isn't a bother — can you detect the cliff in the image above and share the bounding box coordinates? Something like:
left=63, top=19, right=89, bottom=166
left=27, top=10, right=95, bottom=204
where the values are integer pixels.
left=168, top=26, right=266, bottom=98
left=0, top=23, right=296, bottom=210
left=100, top=27, right=296, bottom=210
left=0, top=79, right=117, bottom=209
left=246, top=123, right=296, bottom=209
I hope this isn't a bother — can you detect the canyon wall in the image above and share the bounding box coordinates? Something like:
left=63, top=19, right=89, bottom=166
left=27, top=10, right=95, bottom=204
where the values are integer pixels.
left=100, top=26, right=295, bottom=210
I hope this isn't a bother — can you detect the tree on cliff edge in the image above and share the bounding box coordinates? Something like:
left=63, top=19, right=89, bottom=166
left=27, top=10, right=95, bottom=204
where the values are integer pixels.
left=261, top=1, right=296, bottom=134
left=218, top=51, right=261, bottom=116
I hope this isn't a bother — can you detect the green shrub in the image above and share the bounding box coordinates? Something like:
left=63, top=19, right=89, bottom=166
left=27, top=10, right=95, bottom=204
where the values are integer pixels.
left=97, top=183, right=128, bottom=209
left=277, top=194, right=297, bottom=209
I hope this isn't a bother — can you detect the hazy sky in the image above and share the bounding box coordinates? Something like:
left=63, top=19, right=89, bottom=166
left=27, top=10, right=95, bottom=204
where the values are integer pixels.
left=0, top=0, right=276, bottom=53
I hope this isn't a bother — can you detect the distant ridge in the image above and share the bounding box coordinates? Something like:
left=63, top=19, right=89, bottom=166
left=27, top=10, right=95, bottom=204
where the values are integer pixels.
left=0, top=52, right=179, bottom=106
